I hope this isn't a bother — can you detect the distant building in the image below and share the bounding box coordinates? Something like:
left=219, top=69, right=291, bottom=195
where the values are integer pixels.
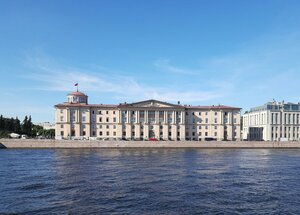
left=243, top=101, right=300, bottom=141
left=54, top=91, right=241, bottom=141
left=37, top=122, right=55, bottom=130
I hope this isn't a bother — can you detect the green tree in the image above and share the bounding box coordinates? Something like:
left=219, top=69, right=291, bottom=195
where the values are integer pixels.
left=0, top=115, right=4, bottom=130
left=14, top=117, right=21, bottom=133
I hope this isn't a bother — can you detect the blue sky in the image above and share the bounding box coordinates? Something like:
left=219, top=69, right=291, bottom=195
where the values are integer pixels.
left=1, top=0, right=300, bottom=123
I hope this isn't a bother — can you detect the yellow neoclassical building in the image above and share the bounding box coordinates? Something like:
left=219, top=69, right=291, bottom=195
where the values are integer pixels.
left=55, top=91, right=241, bottom=141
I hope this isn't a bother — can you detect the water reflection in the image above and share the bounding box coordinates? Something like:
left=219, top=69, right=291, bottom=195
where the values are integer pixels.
left=1, top=149, right=300, bottom=214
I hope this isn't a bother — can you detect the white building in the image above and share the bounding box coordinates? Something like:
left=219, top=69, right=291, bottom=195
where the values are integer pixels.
left=55, top=91, right=241, bottom=141
left=37, top=122, right=55, bottom=130
left=243, top=101, right=300, bottom=141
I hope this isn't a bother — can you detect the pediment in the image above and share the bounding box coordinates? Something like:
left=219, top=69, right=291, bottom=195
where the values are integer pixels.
left=121, top=99, right=182, bottom=108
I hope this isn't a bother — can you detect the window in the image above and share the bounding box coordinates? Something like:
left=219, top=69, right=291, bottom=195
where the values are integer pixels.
left=215, top=112, right=217, bottom=116
left=160, top=125, right=163, bottom=129
left=214, top=132, right=217, bottom=136
left=60, top=109, right=63, bottom=114
left=99, top=117, right=102, bottom=122
left=60, top=131, right=64, bottom=136
left=99, top=125, right=102, bottom=129
left=205, top=118, right=208, bottom=123
left=199, top=126, right=202, bottom=129
left=83, top=131, right=86, bottom=136
left=106, top=111, right=109, bottom=114
left=92, top=131, right=96, bottom=136
left=82, top=125, right=86, bottom=128
left=92, top=110, right=95, bottom=114
left=122, top=117, right=127, bottom=122
left=60, top=116, right=64, bottom=122
left=199, top=112, right=201, bottom=115
left=113, top=117, right=116, bottom=122
left=234, top=118, right=237, bottom=123
left=131, top=117, right=136, bottom=123
left=205, top=126, right=208, bottom=129
left=132, top=125, right=135, bottom=129
left=214, top=118, right=217, bottom=123
left=192, top=132, right=195, bottom=136
left=205, top=132, right=208, bottom=136
left=215, top=126, right=217, bottom=129
left=99, top=131, right=103, bottom=136
left=169, top=132, right=172, bottom=136
left=113, top=132, right=116, bottom=136
left=82, top=116, right=86, bottom=122
left=106, top=117, right=109, bottom=122
left=199, top=132, right=202, bottom=136
left=192, top=112, right=195, bottom=115
left=205, top=112, right=208, bottom=115
left=60, top=124, right=64, bottom=128
left=113, top=125, right=116, bottom=129
left=113, top=111, right=116, bottom=114
left=106, top=125, right=109, bottom=129
left=99, top=111, right=102, bottom=114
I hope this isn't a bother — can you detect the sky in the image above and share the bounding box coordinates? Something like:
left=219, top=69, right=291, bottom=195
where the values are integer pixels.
left=1, top=0, right=300, bottom=123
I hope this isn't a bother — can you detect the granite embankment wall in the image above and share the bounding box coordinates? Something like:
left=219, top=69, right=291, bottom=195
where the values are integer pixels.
left=1, top=139, right=300, bottom=148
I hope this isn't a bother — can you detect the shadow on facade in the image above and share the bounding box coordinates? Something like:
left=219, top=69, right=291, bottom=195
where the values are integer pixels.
left=248, top=127, right=264, bottom=141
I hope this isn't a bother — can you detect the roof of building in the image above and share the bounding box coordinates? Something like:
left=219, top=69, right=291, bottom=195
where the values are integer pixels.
left=67, top=91, right=87, bottom=96
left=55, top=103, right=240, bottom=110
left=55, top=103, right=117, bottom=108
left=184, top=105, right=241, bottom=110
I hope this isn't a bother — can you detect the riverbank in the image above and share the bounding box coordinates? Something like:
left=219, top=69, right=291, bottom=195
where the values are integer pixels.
left=1, top=139, right=300, bottom=148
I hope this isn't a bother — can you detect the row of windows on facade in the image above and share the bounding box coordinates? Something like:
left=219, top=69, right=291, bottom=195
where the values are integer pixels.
left=245, top=113, right=300, bottom=125
left=60, top=116, right=236, bottom=124
left=60, top=124, right=237, bottom=131
left=60, top=130, right=238, bottom=138
left=249, top=127, right=300, bottom=139
left=61, top=109, right=235, bottom=116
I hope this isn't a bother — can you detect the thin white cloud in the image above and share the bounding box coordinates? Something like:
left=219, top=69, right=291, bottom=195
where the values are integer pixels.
left=154, top=59, right=200, bottom=75
left=24, top=56, right=222, bottom=104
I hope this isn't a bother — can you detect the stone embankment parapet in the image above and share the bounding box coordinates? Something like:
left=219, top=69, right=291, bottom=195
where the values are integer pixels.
left=1, top=139, right=300, bottom=148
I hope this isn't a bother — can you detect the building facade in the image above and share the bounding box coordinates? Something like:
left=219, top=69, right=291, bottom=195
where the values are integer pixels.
left=55, top=91, right=241, bottom=141
left=243, top=101, right=300, bottom=141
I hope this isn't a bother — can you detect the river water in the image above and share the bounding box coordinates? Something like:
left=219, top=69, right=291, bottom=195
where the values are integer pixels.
left=1, top=148, right=300, bottom=214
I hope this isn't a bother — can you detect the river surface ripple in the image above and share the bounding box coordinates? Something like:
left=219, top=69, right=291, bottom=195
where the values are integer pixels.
left=1, top=149, right=300, bottom=214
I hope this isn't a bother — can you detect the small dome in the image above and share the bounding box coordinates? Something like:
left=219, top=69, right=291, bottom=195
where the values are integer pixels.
left=68, top=91, right=87, bottom=96
left=67, top=91, right=88, bottom=104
